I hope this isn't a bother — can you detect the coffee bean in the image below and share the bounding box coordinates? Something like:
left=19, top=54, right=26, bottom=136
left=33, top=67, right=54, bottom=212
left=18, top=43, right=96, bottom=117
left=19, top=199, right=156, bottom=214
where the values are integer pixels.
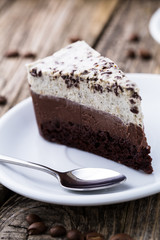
left=109, top=233, right=134, bottom=240
left=50, top=225, right=66, bottom=237
left=23, top=52, right=36, bottom=58
left=26, top=213, right=41, bottom=225
left=128, top=33, right=140, bottom=42
left=139, top=49, right=152, bottom=60
left=69, top=37, right=82, bottom=43
left=67, top=229, right=83, bottom=240
left=28, top=222, right=46, bottom=235
left=126, top=49, right=136, bottom=59
left=4, top=50, right=20, bottom=58
left=86, top=231, right=104, bottom=240
left=0, top=96, right=7, bottom=105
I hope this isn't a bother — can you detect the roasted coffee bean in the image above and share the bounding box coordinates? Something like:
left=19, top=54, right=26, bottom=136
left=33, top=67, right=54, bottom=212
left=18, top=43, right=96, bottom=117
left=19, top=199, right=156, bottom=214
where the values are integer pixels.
left=50, top=225, right=66, bottom=237
left=86, top=231, right=104, bottom=240
left=69, top=37, right=82, bottom=43
left=67, top=229, right=82, bottom=240
left=128, top=33, right=140, bottom=42
left=23, top=52, right=36, bottom=58
left=4, top=50, right=20, bottom=57
left=0, top=96, right=7, bottom=105
left=26, top=213, right=41, bottom=225
left=28, top=222, right=46, bottom=235
left=109, top=233, right=134, bottom=240
left=139, top=49, right=152, bottom=60
left=126, top=49, right=136, bottom=59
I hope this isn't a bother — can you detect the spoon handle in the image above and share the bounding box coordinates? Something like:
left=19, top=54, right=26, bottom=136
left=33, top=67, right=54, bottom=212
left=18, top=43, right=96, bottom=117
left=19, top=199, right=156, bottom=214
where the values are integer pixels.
left=0, top=154, right=59, bottom=179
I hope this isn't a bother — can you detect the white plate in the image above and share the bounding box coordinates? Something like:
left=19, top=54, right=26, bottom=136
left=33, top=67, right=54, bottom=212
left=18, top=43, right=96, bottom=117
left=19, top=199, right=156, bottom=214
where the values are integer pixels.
left=0, top=73, right=160, bottom=206
left=149, top=8, right=160, bottom=44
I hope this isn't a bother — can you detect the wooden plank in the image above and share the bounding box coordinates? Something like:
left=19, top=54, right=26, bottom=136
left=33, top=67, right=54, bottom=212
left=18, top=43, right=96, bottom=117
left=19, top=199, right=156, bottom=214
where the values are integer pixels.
left=0, top=0, right=12, bottom=13
left=0, top=195, right=129, bottom=240
left=0, top=0, right=118, bottom=55
left=0, top=1, right=160, bottom=240
left=1, top=194, right=160, bottom=240
left=96, top=0, right=160, bottom=74
left=123, top=195, right=160, bottom=240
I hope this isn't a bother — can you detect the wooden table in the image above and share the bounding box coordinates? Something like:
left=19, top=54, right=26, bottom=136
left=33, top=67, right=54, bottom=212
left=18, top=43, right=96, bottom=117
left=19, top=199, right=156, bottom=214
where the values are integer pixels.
left=0, top=0, right=160, bottom=239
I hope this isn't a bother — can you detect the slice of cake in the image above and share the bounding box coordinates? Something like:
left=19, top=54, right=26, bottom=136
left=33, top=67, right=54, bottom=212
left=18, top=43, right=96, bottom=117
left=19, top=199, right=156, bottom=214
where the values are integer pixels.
left=26, top=41, right=153, bottom=174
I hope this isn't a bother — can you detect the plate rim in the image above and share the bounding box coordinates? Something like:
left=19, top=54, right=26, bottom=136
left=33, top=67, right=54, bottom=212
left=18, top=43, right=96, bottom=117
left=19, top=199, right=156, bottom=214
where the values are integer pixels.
left=149, top=8, right=160, bottom=44
left=0, top=73, right=160, bottom=206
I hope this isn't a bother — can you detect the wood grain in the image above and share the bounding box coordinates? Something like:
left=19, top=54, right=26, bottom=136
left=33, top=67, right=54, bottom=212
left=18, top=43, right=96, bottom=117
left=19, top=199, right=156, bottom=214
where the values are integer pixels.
left=96, top=0, right=160, bottom=74
left=1, top=194, right=160, bottom=240
left=0, top=0, right=160, bottom=239
left=0, top=195, right=129, bottom=239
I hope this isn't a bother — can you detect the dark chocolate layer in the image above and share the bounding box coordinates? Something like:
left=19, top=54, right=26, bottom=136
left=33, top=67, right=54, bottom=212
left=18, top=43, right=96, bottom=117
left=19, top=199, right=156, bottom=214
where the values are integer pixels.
left=31, top=90, right=153, bottom=174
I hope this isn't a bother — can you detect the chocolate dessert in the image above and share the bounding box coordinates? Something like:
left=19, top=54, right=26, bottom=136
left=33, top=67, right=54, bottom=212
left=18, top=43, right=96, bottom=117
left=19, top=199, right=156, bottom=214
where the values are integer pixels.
left=26, top=41, right=152, bottom=173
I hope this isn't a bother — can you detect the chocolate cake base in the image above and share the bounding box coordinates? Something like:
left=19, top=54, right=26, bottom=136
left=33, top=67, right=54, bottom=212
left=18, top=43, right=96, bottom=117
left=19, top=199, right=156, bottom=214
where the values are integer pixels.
left=31, top=91, right=153, bottom=174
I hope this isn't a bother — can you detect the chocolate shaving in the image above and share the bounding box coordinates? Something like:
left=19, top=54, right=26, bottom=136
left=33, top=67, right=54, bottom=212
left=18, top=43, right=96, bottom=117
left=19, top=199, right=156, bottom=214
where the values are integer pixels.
left=114, top=86, right=118, bottom=96
left=82, top=70, right=89, bottom=75
left=119, top=85, right=124, bottom=92
left=115, top=76, right=122, bottom=79
left=94, top=84, right=103, bottom=93
left=130, top=99, right=136, bottom=104
left=126, top=87, right=134, bottom=91
left=38, top=70, right=42, bottom=77
left=132, top=92, right=141, bottom=100
left=109, top=62, right=114, bottom=66
left=102, top=66, right=107, bottom=70
left=30, top=68, right=37, bottom=77
left=110, top=82, right=124, bottom=96
left=62, top=74, right=80, bottom=88
left=101, top=71, right=112, bottom=75
left=30, top=68, right=42, bottom=77
left=106, top=87, right=112, bottom=93
left=130, top=106, right=139, bottom=114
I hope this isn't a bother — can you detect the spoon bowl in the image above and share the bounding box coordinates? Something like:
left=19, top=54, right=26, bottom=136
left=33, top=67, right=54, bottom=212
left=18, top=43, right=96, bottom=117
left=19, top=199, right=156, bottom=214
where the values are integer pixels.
left=0, top=154, right=126, bottom=191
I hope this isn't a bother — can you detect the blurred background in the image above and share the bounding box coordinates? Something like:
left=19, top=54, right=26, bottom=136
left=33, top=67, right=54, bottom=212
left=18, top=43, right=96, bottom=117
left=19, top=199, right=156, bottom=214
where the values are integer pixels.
left=0, top=0, right=160, bottom=114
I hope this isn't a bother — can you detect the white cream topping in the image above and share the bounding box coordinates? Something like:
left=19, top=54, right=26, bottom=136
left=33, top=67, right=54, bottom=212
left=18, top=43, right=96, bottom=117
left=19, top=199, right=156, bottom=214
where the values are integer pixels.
left=26, top=41, right=143, bottom=127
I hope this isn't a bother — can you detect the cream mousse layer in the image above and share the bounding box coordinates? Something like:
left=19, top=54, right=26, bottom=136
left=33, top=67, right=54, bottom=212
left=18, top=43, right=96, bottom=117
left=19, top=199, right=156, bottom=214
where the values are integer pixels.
left=26, top=41, right=143, bottom=127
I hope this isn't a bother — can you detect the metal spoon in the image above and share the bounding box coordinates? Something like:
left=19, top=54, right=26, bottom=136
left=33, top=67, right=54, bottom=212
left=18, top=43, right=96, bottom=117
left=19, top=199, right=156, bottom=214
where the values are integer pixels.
left=0, top=154, right=126, bottom=191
